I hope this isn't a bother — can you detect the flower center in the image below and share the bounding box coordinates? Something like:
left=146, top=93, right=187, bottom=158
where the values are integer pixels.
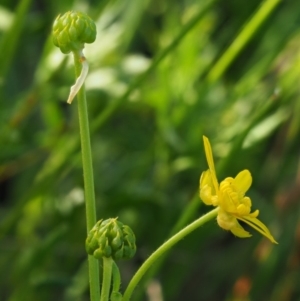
left=218, top=178, right=251, bottom=216
left=220, top=178, right=239, bottom=203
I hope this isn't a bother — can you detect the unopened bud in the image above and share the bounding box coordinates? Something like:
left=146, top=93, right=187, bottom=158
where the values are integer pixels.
left=86, top=218, right=136, bottom=260
left=52, top=11, right=96, bottom=54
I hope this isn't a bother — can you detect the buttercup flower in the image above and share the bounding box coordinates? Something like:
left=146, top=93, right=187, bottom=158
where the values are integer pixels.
left=199, top=136, right=277, bottom=243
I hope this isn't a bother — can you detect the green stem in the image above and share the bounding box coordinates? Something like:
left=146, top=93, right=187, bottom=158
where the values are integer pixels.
left=206, top=0, right=282, bottom=82
left=101, top=257, right=113, bottom=301
left=72, top=50, right=100, bottom=301
left=132, top=191, right=201, bottom=299
left=112, top=260, right=121, bottom=293
left=0, top=0, right=217, bottom=239
left=122, top=207, right=219, bottom=301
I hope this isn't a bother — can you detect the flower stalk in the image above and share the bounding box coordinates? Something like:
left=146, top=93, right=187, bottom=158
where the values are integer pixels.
left=122, top=208, right=219, bottom=301
left=52, top=11, right=100, bottom=301
left=100, top=257, right=113, bottom=301
left=72, top=49, right=100, bottom=301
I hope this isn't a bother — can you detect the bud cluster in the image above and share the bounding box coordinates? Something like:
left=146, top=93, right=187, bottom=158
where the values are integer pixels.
left=52, top=11, right=96, bottom=54
left=86, top=218, right=136, bottom=260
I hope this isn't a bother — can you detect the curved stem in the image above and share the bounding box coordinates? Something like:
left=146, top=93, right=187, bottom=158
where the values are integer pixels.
left=101, top=257, right=113, bottom=301
left=122, top=207, right=219, bottom=301
left=131, top=191, right=201, bottom=300
left=72, top=50, right=100, bottom=301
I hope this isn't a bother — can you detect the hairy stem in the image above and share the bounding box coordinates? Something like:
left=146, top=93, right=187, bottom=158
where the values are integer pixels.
left=101, top=257, right=113, bottom=301
left=72, top=50, right=100, bottom=301
left=122, top=208, right=219, bottom=301
left=112, top=260, right=121, bottom=293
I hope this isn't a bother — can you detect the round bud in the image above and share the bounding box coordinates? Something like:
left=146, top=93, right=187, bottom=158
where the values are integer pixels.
left=85, top=218, right=136, bottom=260
left=52, top=11, right=97, bottom=54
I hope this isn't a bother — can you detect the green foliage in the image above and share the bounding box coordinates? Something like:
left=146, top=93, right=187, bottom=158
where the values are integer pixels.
left=0, top=0, right=300, bottom=300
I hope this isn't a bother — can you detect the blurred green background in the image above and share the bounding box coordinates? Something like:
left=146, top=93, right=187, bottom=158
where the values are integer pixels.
left=0, top=0, right=300, bottom=300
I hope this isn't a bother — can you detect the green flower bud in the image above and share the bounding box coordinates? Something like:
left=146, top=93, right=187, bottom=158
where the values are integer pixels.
left=111, top=234, right=122, bottom=250
left=110, top=292, right=122, bottom=301
left=52, top=11, right=96, bottom=54
left=93, top=248, right=104, bottom=260
left=86, top=218, right=136, bottom=260
left=113, top=248, right=124, bottom=260
left=85, top=220, right=102, bottom=254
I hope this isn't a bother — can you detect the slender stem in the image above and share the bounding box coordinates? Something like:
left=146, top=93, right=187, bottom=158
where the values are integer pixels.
left=72, top=50, right=100, bottom=301
left=132, top=191, right=201, bottom=300
left=122, top=207, right=219, bottom=301
left=112, top=260, right=121, bottom=293
left=101, top=257, right=113, bottom=301
left=206, top=0, right=282, bottom=82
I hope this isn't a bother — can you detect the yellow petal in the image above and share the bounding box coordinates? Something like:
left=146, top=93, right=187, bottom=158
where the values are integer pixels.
left=199, top=170, right=216, bottom=205
left=203, top=136, right=219, bottom=194
left=200, top=184, right=213, bottom=205
left=217, top=210, right=251, bottom=238
left=230, top=222, right=252, bottom=238
left=237, top=204, right=251, bottom=215
left=217, top=210, right=236, bottom=230
left=211, top=196, right=219, bottom=206
left=200, top=170, right=211, bottom=189
left=237, top=215, right=278, bottom=244
left=241, top=197, right=252, bottom=209
left=249, top=209, right=259, bottom=218
left=221, top=188, right=239, bottom=213
left=234, top=170, right=252, bottom=196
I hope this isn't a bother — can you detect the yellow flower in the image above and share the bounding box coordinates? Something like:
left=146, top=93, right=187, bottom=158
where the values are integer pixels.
left=199, top=136, right=277, bottom=244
